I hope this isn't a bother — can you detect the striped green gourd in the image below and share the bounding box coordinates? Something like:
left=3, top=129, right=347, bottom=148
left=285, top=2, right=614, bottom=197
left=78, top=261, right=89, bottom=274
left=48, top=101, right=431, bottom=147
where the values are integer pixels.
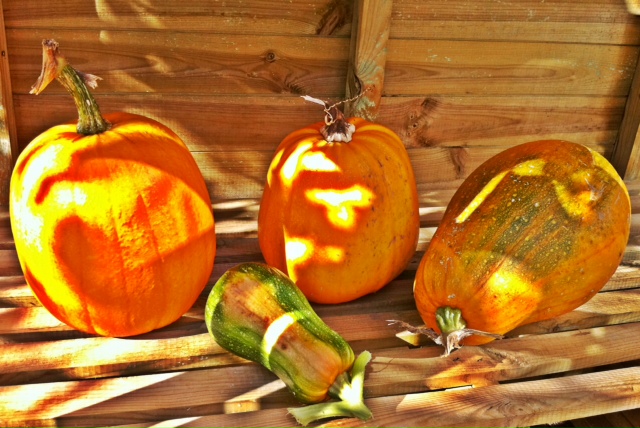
left=204, top=262, right=372, bottom=426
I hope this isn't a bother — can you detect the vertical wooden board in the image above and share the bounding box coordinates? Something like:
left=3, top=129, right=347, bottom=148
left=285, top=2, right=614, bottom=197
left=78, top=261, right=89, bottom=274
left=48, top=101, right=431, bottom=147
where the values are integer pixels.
left=0, top=0, right=17, bottom=205
left=611, top=48, right=640, bottom=179
left=345, top=0, right=393, bottom=119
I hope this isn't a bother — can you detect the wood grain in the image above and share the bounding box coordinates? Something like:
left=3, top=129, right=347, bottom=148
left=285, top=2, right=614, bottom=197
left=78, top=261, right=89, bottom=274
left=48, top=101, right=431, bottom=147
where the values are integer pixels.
left=5, top=29, right=350, bottom=97
left=0, top=0, right=17, bottom=205
left=384, top=40, right=638, bottom=97
left=344, top=0, right=392, bottom=119
left=4, top=0, right=638, bottom=45
left=391, top=0, right=640, bottom=44
left=2, top=0, right=351, bottom=36
left=1, top=0, right=640, bottom=426
left=9, top=93, right=625, bottom=204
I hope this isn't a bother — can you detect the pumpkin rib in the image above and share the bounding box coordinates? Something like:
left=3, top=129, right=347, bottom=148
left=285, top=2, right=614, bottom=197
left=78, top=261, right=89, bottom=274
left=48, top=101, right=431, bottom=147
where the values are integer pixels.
left=353, top=128, right=415, bottom=284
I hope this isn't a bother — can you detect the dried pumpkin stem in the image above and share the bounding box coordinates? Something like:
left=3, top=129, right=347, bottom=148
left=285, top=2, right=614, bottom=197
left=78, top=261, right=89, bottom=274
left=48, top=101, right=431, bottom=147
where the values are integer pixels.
left=389, top=308, right=504, bottom=357
left=288, top=351, right=373, bottom=426
left=30, top=39, right=109, bottom=135
left=320, top=106, right=356, bottom=143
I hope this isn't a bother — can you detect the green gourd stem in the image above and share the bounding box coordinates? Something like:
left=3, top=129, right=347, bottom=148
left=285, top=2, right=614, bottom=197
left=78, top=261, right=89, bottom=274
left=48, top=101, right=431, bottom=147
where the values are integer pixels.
left=288, top=351, right=373, bottom=426
left=31, top=39, right=109, bottom=135
left=435, top=306, right=468, bottom=336
left=56, top=66, right=109, bottom=135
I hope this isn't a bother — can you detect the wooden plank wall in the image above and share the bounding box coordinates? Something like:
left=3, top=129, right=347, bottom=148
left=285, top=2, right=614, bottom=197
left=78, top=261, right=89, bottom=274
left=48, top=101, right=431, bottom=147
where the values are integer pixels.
left=0, top=0, right=17, bottom=205
left=2, top=0, right=640, bottom=213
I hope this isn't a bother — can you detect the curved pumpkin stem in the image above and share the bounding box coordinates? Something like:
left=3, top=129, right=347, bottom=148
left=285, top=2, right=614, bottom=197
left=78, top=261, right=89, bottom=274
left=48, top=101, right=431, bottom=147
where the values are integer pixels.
left=31, top=39, right=109, bottom=135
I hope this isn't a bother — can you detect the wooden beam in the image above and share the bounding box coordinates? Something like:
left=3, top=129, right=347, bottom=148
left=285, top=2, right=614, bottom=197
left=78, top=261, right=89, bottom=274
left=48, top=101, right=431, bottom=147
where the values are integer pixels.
left=344, top=0, right=392, bottom=120
left=0, top=0, right=18, bottom=205
left=611, top=49, right=640, bottom=180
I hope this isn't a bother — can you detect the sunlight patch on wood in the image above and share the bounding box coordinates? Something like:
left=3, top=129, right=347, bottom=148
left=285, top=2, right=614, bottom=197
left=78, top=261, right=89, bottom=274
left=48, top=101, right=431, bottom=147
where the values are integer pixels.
left=224, top=379, right=287, bottom=414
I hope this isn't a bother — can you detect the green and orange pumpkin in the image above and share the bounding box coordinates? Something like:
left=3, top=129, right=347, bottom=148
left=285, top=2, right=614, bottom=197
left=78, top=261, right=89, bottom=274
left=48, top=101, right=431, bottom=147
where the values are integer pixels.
left=412, top=140, right=630, bottom=354
left=414, top=140, right=631, bottom=353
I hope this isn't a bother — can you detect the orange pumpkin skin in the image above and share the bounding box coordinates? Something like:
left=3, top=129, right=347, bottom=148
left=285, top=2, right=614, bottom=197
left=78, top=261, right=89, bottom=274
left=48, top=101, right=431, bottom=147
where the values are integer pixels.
left=10, top=112, right=216, bottom=337
left=258, top=117, right=420, bottom=304
left=414, top=140, right=630, bottom=346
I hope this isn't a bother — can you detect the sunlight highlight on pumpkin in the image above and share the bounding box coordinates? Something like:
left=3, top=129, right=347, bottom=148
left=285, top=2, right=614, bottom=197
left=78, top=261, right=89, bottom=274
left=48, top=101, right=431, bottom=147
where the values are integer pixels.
left=456, top=159, right=547, bottom=224
left=591, top=149, right=626, bottom=191
left=305, top=185, right=374, bottom=230
left=12, top=206, right=43, bottom=249
left=55, top=188, right=88, bottom=207
left=267, top=148, right=285, bottom=187
left=552, top=177, right=595, bottom=219
left=285, top=238, right=313, bottom=265
left=20, top=145, right=64, bottom=192
left=486, top=268, right=530, bottom=295
left=456, top=171, right=508, bottom=224
left=285, top=237, right=345, bottom=267
left=301, top=152, right=340, bottom=173
left=281, top=143, right=313, bottom=184
left=483, top=261, right=540, bottom=314
left=262, top=312, right=299, bottom=367
left=278, top=144, right=340, bottom=188
left=511, top=158, right=546, bottom=176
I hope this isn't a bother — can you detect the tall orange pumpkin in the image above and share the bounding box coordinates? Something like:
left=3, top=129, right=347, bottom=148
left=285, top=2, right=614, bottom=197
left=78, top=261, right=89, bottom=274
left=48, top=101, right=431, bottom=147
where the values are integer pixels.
left=258, top=104, right=419, bottom=304
left=412, top=140, right=630, bottom=355
left=9, top=40, right=216, bottom=337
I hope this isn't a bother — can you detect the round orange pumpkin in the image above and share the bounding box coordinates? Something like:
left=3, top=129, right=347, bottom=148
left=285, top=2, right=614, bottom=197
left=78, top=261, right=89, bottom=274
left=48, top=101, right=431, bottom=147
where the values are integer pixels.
left=413, top=140, right=630, bottom=354
left=9, top=40, right=216, bottom=337
left=258, top=105, right=420, bottom=304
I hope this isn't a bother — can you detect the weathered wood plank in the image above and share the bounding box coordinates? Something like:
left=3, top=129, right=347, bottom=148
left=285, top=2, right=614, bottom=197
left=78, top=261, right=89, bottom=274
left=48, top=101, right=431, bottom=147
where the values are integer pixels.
left=0, top=0, right=17, bottom=206
left=391, top=0, right=640, bottom=44
left=611, top=38, right=640, bottom=179
left=572, top=410, right=640, bottom=428
left=384, top=40, right=639, bottom=97
left=4, top=0, right=638, bottom=45
left=7, top=31, right=635, bottom=100
left=11, top=94, right=624, bottom=154
left=5, top=29, right=350, bottom=97
left=371, top=322, right=640, bottom=393
left=9, top=93, right=625, bottom=204
left=331, top=366, right=640, bottom=428
left=2, top=0, right=351, bottom=36
left=344, top=0, right=392, bottom=119
left=2, top=326, right=639, bottom=427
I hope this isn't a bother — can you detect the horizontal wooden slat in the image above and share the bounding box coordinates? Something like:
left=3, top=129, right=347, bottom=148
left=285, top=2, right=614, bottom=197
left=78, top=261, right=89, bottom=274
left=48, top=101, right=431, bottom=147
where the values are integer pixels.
left=7, top=32, right=635, bottom=99
left=9, top=93, right=626, bottom=204
left=108, top=366, right=640, bottom=427
left=391, top=0, right=640, bottom=44
left=6, top=29, right=349, bottom=97
left=4, top=0, right=638, bottom=46
left=2, top=1, right=640, bottom=425
left=572, top=409, right=640, bottom=428
left=332, top=366, right=640, bottom=428
left=2, top=0, right=349, bottom=36
left=2, top=324, right=640, bottom=427
left=385, top=40, right=639, bottom=97
left=11, top=94, right=624, bottom=153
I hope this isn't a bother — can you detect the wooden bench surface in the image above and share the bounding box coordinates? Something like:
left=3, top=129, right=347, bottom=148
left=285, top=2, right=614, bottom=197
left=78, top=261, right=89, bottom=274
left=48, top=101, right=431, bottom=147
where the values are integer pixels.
left=1, top=196, right=639, bottom=427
